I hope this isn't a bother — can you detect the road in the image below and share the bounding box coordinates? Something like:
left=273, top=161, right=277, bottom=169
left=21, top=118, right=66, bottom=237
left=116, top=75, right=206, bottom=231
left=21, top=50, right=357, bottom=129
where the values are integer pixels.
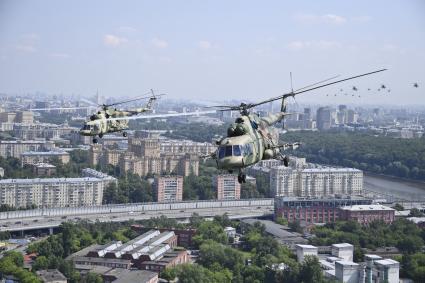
left=0, top=205, right=274, bottom=232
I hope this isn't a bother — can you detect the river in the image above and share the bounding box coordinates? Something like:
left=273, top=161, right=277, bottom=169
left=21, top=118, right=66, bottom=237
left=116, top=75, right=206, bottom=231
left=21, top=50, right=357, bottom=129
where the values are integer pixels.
left=364, top=174, right=425, bottom=202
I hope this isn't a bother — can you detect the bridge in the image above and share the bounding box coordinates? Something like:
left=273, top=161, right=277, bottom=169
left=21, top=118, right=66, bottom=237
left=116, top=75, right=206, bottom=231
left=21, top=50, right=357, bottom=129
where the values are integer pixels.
left=0, top=199, right=274, bottom=233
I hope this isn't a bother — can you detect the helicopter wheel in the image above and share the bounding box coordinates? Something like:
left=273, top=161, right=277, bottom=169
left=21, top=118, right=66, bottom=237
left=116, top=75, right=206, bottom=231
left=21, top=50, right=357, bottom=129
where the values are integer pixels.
left=283, top=156, right=289, bottom=167
left=92, top=138, right=98, bottom=144
left=238, top=173, right=246, bottom=184
left=99, top=134, right=103, bottom=138
left=122, top=132, right=127, bottom=137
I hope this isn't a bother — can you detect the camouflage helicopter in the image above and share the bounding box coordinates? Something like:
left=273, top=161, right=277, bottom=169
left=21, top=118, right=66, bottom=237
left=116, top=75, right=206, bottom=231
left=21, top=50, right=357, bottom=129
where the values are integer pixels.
left=79, top=92, right=162, bottom=143
left=206, top=69, right=387, bottom=183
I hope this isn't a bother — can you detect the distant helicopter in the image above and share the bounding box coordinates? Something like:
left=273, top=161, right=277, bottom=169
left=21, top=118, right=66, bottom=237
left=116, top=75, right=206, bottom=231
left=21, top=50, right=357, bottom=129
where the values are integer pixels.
left=204, top=69, right=387, bottom=183
left=79, top=91, right=215, bottom=143
left=414, top=83, right=419, bottom=88
left=352, top=86, right=358, bottom=91
left=79, top=92, right=162, bottom=143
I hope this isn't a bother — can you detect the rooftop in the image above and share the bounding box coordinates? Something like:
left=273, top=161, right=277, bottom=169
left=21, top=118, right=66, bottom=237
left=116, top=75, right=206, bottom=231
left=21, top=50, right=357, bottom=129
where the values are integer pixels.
left=113, top=270, right=158, bottom=283
left=332, top=243, right=353, bottom=249
left=340, top=205, right=394, bottom=211
left=0, top=177, right=104, bottom=184
left=296, top=244, right=317, bottom=249
left=36, top=269, right=67, bottom=282
left=335, top=260, right=359, bottom=267
left=375, top=259, right=399, bottom=267
left=21, top=151, right=68, bottom=156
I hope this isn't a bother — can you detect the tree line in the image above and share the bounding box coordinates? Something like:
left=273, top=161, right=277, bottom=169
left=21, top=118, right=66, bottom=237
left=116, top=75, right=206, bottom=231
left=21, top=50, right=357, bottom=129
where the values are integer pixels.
left=283, top=131, right=425, bottom=181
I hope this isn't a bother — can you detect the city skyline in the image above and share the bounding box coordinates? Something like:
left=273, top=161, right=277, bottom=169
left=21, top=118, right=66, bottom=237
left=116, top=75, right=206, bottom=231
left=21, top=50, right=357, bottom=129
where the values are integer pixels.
left=0, top=0, right=424, bottom=104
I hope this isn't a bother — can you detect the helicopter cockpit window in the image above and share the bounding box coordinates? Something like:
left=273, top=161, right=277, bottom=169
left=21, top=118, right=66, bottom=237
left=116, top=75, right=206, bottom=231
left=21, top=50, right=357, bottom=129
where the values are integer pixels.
left=218, top=145, right=234, bottom=159
left=233, top=145, right=241, bottom=156
left=82, top=125, right=90, bottom=130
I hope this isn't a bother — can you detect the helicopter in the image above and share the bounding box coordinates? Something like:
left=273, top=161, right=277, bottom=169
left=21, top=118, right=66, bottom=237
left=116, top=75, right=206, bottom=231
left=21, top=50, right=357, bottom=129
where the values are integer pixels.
left=204, top=69, right=387, bottom=183
left=79, top=92, right=217, bottom=143
left=79, top=92, right=162, bottom=143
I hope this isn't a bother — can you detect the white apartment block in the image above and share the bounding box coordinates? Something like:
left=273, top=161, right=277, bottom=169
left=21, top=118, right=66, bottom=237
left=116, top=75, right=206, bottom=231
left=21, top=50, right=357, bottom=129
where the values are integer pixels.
left=0, top=140, right=55, bottom=159
left=159, top=139, right=216, bottom=155
left=270, top=166, right=363, bottom=197
left=0, top=169, right=115, bottom=208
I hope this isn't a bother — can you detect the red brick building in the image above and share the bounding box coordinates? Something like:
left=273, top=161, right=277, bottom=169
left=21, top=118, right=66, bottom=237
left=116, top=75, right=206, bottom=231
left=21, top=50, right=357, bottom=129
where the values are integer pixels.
left=139, top=250, right=190, bottom=272
left=339, top=205, right=395, bottom=225
left=275, top=197, right=373, bottom=223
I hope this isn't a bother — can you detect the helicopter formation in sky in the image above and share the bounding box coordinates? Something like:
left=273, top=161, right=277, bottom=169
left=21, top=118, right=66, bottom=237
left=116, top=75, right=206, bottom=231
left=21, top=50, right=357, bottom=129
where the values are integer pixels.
left=323, top=81, right=419, bottom=99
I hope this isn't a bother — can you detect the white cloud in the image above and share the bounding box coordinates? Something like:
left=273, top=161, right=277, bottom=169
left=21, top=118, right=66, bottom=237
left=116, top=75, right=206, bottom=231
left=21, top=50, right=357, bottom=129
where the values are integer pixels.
left=16, top=33, right=39, bottom=53
left=16, top=44, right=36, bottom=53
left=50, top=52, right=70, bottom=58
left=294, top=13, right=347, bottom=25
left=103, top=34, right=128, bottom=47
left=151, top=38, right=168, bottom=49
left=287, top=40, right=342, bottom=51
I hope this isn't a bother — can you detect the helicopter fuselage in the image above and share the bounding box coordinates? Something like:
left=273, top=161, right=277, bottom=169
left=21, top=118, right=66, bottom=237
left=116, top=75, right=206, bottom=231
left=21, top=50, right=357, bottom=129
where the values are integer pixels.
left=79, top=108, right=148, bottom=137
left=215, top=112, right=285, bottom=171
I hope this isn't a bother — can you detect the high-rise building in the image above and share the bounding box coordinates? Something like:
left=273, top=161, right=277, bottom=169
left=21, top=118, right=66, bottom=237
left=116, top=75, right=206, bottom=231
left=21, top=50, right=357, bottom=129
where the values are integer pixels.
left=0, top=177, right=108, bottom=208
left=316, top=107, right=332, bottom=130
left=15, top=111, right=34, bottom=124
left=154, top=176, right=183, bottom=202
left=270, top=167, right=363, bottom=197
left=214, top=174, right=241, bottom=200
left=21, top=151, right=70, bottom=166
left=128, top=137, right=160, bottom=158
left=0, top=140, right=55, bottom=159
left=347, top=109, right=359, bottom=123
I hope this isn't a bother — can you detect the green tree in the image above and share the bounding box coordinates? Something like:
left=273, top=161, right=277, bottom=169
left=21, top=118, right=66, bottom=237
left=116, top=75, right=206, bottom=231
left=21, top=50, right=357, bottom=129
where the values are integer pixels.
left=298, top=256, right=326, bottom=283
left=193, top=221, right=227, bottom=247
left=32, top=256, right=49, bottom=271
left=392, top=203, right=405, bottom=211
left=408, top=208, right=425, bottom=217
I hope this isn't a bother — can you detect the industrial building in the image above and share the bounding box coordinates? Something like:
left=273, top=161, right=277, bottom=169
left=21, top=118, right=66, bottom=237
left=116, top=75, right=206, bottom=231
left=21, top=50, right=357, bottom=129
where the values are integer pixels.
left=296, top=243, right=400, bottom=283
left=68, top=229, right=190, bottom=275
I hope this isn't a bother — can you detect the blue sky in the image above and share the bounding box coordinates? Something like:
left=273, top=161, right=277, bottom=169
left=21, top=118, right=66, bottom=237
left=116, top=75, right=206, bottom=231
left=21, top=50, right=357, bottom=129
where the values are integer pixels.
left=0, top=0, right=424, bottom=105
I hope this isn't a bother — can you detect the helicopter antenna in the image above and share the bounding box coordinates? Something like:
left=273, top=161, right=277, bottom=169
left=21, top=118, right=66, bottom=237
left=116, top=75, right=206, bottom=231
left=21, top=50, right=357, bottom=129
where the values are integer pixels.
left=290, top=72, right=294, bottom=93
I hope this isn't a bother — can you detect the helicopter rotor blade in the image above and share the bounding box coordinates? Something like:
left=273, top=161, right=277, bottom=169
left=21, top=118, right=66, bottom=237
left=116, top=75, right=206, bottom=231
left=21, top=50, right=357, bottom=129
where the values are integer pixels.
left=103, top=92, right=166, bottom=108
left=106, top=110, right=217, bottom=121
left=249, top=68, right=387, bottom=109
left=29, top=106, right=96, bottom=111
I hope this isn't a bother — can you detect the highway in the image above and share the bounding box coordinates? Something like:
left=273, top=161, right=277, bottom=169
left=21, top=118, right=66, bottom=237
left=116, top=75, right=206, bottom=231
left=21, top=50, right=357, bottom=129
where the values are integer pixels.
left=0, top=199, right=274, bottom=232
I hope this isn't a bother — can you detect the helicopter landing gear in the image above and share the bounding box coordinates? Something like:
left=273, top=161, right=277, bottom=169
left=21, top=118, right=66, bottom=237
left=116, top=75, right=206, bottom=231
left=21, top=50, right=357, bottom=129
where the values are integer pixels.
left=237, top=171, right=246, bottom=184
left=283, top=156, right=289, bottom=167
left=99, top=133, right=103, bottom=139
left=122, top=132, right=127, bottom=137
left=92, top=138, right=98, bottom=144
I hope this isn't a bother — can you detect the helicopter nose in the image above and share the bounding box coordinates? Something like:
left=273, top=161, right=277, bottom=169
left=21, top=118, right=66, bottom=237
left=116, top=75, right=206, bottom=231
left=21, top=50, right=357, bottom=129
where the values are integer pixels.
left=217, top=156, right=243, bottom=170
